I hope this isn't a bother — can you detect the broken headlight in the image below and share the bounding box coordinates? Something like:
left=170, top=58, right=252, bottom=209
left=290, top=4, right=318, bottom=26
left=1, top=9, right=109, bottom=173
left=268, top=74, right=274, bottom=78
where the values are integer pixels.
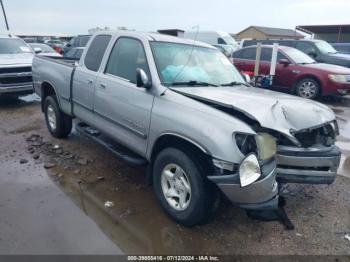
left=255, top=133, right=277, bottom=160
left=234, top=133, right=257, bottom=155
left=239, top=153, right=261, bottom=187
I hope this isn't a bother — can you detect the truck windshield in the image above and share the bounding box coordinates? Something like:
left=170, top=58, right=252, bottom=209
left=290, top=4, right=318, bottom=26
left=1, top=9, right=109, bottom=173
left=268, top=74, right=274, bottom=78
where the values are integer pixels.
left=315, top=41, right=337, bottom=54
left=0, top=39, right=32, bottom=54
left=151, top=42, right=245, bottom=86
left=283, top=48, right=316, bottom=64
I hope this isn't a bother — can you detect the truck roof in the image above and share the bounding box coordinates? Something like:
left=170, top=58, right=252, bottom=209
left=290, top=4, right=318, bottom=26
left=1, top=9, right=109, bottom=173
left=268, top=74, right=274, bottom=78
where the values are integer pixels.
left=93, top=30, right=215, bottom=49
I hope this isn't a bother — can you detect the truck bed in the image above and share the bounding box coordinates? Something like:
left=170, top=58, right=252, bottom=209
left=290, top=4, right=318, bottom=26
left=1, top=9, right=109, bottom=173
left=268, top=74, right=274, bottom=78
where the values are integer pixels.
left=32, top=55, right=77, bottom=116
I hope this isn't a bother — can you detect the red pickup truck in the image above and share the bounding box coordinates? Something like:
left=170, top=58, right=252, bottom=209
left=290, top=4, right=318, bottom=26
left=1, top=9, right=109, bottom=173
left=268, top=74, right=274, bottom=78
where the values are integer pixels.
left=232, top=45, right=350, bottom=99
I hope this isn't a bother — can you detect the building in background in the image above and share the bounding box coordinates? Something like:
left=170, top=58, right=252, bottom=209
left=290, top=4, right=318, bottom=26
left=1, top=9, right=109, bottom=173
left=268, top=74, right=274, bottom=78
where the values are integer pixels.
left=236, top=25, right=304, bottom=40
left=296, top=24, right=350, bottom=43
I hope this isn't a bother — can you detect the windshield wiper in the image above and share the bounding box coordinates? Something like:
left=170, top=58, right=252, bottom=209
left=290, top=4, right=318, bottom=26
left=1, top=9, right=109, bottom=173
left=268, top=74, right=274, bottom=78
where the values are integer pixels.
left=221, top=81, right=249, bottom=87
left=170, top=80, right=219, bottom=87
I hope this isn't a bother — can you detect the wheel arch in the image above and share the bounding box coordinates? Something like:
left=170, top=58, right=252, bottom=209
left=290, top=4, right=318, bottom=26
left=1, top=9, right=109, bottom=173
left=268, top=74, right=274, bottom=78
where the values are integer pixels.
left=146, top=133, right=214, bottom=185
left=41, top=81, right=60, bottom=112
left=294, top=75, right=323, bottom=96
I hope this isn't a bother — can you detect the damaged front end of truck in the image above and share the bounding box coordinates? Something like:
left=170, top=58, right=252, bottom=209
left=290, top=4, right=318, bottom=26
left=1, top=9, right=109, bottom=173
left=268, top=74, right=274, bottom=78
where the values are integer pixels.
left=172, top=86, right=341, bottom=185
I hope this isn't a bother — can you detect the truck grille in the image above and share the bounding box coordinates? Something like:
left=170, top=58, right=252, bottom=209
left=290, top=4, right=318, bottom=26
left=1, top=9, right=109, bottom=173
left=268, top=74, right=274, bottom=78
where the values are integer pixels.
left=0, top=66, right=32, bottom=86
left=0, top=67, right=31, bottom=74
left=293, top=122, right=336, bottom=148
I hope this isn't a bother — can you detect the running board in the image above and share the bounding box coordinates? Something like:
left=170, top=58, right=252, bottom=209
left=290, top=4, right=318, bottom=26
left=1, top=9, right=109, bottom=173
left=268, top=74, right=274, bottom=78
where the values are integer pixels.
left=76, top=122, right=148, bottom=166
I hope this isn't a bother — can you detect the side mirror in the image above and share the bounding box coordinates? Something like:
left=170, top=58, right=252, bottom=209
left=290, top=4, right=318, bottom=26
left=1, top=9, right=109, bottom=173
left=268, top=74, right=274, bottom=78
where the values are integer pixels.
left=241, top=73, right=251, bottom=83
left=66, top=43, right=71, bottom=47
left=34, top=47, right=42, bottom=54
left=279, top=59, right=290, bottom=66
left=308, top=51, right=317, bottom=58
left=136, top=68, right=152, bottom=89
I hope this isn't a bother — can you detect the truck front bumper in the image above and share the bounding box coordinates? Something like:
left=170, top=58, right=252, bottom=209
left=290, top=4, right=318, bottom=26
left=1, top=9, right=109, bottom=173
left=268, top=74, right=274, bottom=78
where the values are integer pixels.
left=276, top=145, right=341, bottom=184
left=0, top=83, right=34, bottom=95
left=208, top=159, right=279, bottom=210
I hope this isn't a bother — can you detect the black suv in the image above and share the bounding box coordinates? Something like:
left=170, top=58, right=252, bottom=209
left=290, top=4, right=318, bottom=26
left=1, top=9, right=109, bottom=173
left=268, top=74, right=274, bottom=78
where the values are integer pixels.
left=242, top=39, right=350, bottom=68
left=62, top=35, right=91, bottom=54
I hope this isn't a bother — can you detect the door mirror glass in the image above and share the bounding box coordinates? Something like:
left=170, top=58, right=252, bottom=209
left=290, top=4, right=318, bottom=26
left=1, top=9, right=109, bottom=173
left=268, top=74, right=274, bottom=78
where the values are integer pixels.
left=136, top=68, right=152, bottom=89
left=34, top=47, right=42, bottom=54
left=279, top=58, right=290, bottom=66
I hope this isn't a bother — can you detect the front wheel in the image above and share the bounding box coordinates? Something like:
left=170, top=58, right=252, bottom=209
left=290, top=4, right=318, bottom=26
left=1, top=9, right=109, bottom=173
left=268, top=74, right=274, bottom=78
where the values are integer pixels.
left=153, top=148, right=218, bottom=226
left=295, top=78, right=320, bottom=99
left=44, top=95, right=72, bottom=138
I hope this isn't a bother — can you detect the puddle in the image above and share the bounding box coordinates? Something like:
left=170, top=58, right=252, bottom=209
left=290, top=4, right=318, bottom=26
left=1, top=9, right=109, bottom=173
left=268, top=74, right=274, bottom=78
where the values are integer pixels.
left=25, top=133, right=222, bottom=254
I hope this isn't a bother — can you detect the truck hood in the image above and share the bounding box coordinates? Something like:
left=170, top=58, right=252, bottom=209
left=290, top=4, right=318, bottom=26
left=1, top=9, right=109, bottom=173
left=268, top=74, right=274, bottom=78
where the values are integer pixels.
left=0, top=53, right=34, bottom=66
left=302, top=63, right=350, bottom=74
left=172, top=86, right=335, bottom=137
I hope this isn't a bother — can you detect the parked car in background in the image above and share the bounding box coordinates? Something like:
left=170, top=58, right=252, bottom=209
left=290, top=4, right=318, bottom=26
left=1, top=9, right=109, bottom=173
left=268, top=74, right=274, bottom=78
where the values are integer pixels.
left=183, top=31, right=239, bottom=51
left=29, top=43, right=62, bottom=58
left=62, top=35, right=91, bottom=54
left=22, top=37, right=36, bottom=43
left=33, top=31, right=339, bottom=225
left=242, top=39, right=350, bottom=68
left=63, top=47, right=84, bottom=60
left=232, top=45, right=350, bottom=98
left=0, top=35, right=34, bottom=96
left=332, top=43, right=350, bottom=54
left=45, top=39, right=65, bottom=54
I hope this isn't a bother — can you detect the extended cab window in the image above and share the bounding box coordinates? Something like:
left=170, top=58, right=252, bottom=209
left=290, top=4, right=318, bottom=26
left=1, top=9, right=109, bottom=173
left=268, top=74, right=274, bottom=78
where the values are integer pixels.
left=105, top=38, right=149, bottom=83
left=84, top=35, right=111, bottom=72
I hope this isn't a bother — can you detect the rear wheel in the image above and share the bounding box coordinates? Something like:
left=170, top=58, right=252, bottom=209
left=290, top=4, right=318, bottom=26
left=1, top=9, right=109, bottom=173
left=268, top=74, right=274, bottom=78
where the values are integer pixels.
left=295, top=78, right=320, bottom=99
left=44, top=95, right=72, bottom=138
left=153, top=147, right=218, bottom=226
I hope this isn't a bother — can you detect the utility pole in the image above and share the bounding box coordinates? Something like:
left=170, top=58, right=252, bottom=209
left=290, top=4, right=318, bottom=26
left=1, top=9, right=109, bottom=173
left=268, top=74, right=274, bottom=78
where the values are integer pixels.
left=0, top=0, right=10, bottom=36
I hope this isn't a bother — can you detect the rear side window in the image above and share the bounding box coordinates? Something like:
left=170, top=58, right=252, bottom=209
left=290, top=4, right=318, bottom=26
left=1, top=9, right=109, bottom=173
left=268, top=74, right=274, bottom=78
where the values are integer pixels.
left=261, top=47, right=272, bottom=61
left=105, top=37, right=149, bottom=83
left=232, top=49, right=242, bottom=58
left=84, top=35, right=111, bottom=72
left=241, top=47, right=256, bottom=60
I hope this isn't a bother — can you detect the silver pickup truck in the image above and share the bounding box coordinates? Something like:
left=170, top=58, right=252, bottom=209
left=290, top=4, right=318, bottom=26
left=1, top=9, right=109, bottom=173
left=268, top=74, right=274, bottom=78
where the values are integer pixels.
left=32, top=31, right=340, bottom=226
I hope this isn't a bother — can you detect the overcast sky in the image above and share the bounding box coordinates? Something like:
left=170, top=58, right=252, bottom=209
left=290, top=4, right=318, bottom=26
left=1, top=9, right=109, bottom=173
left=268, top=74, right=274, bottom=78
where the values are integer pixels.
left=1, top=0, right=349, bottom=36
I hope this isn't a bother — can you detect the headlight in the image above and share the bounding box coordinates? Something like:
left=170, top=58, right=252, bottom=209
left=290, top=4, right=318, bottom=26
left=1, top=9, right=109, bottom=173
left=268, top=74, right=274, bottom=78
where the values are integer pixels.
left=239, top=153, right=261, bottom=187
left=255, top=133, right=277, bottom=160
left=329, top=74, right=348, bottom=83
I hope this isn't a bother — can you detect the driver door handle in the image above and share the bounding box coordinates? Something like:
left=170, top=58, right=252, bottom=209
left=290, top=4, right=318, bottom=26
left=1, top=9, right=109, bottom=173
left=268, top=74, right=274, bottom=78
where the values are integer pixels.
left=99, top=83, right=107, bottom=89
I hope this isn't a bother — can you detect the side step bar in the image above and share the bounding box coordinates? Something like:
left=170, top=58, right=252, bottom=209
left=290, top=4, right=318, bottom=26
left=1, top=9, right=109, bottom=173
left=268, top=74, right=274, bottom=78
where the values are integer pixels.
left=76, top=122, right=148, bottom=166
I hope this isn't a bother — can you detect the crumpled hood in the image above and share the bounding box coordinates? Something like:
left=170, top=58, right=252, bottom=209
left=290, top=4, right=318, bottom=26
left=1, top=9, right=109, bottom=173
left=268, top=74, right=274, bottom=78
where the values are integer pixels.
left=0, top=53, right=34, bottom=66
left=172, top=86, right=335, bottom=137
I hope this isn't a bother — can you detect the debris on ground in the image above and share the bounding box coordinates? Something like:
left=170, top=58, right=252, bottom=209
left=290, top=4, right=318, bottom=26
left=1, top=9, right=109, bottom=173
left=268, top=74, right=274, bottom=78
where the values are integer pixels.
left=33, top=154, right=40, bottom=160
left=296, top=233, right=303, bottom=237
left=19, top=158, right=28, bottom=164
left=345, top=234, right=350, bottom=242
left=44, top=162, right=56, bottom=169
left=104, top=201, right=114, bottom=208
left=96, top=176, right=105, bottom=181
left=77, top=157, right=88, bottom=166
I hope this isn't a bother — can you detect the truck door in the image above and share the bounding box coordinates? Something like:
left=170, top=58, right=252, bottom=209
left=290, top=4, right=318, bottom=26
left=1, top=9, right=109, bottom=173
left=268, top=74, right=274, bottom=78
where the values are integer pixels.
left=72, top=35, right=111, bottom=125
left=94, top=37, right=154, bottom=156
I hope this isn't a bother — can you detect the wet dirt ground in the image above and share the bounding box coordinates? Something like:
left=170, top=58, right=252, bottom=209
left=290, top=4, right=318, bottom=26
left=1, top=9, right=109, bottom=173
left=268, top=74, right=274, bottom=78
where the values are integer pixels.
left=0, top=94, right=349, bottom=255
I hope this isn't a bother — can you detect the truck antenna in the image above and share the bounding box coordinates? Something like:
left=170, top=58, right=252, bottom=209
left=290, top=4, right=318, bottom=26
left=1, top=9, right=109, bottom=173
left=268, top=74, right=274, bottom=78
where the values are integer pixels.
left=0, top=0, right=10, bottom=37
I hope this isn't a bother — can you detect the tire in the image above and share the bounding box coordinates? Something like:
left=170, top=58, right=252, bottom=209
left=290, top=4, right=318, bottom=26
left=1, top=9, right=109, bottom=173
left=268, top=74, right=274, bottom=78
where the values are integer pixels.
left=153, top=147, right=218, bottom=226
left=44, top=95, right=72, bottom=138
left=295, top=78, right=320, bottom=99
